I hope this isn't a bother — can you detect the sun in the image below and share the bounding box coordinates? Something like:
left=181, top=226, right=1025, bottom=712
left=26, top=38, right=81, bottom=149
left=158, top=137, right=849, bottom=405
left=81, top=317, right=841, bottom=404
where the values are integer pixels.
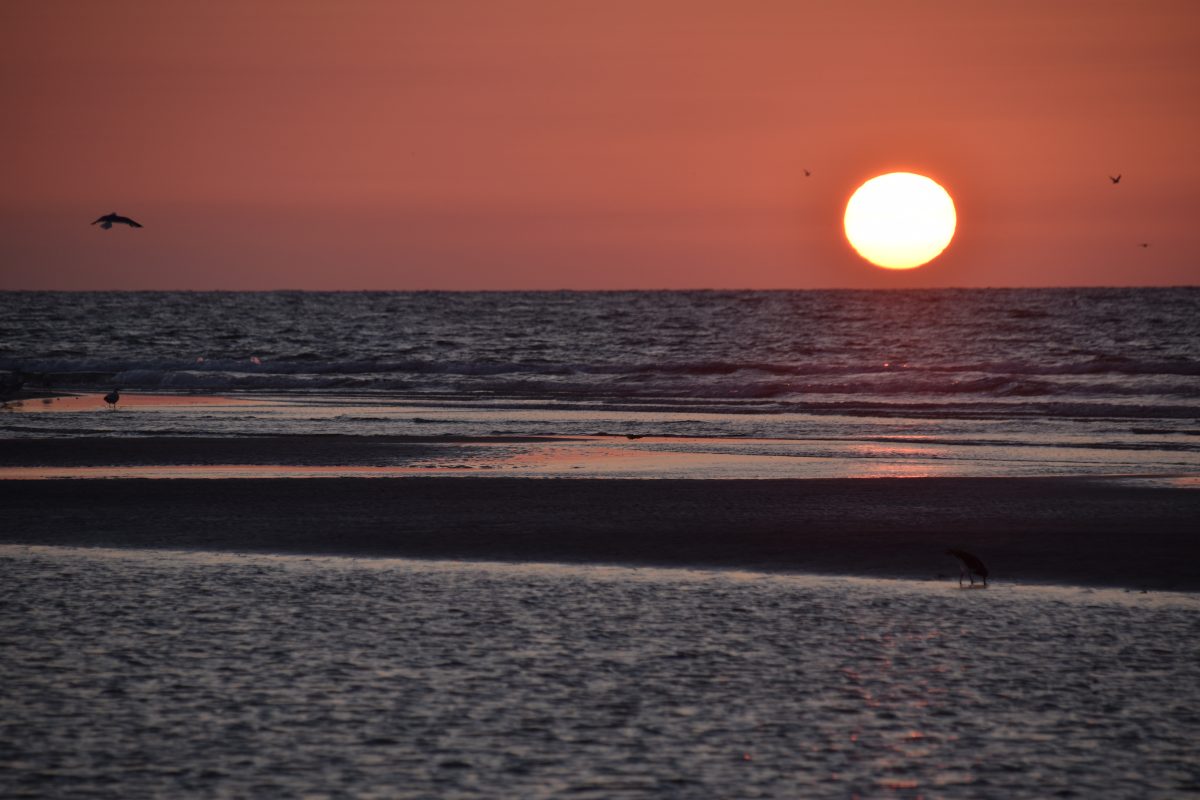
left=843, top=172, right=956, bottom=269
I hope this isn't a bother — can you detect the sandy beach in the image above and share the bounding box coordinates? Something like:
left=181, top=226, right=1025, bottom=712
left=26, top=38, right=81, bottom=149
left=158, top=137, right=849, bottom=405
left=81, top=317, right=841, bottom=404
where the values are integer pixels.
left=3, top=473, right=1197, bottom=591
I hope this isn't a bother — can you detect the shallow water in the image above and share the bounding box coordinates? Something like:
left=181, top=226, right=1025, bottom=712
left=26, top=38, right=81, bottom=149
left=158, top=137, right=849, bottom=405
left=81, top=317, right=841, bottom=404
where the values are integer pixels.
left=2, top=547, right=1197, bottom=798
left=5, top=289, right=1199, bottom=480
left=5, top=393, right=1200, bottom=480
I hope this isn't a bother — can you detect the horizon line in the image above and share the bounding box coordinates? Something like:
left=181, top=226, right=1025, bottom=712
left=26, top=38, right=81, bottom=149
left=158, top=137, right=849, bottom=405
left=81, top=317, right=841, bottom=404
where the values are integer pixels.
left=1, top=284, right=1197, bottom=293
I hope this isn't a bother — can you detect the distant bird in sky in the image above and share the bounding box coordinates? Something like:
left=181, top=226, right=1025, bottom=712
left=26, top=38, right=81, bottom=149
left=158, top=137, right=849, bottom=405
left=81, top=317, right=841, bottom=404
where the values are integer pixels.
left=1109, top=174, right=1122, bottom=184
left=803, top=168, right=812, bottom=177
left=946, top=548, right=989, bottom=587
left=1138, top=242, right=1151, bottom=248
left=104, top=388, right=120, bottom=409
left=92, top=212, right=143, bottom=229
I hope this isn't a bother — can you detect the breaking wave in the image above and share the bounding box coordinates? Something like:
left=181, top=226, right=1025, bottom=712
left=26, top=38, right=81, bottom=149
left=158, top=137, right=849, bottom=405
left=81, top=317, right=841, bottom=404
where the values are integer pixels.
left=2, top=288, right=1198, bottom=423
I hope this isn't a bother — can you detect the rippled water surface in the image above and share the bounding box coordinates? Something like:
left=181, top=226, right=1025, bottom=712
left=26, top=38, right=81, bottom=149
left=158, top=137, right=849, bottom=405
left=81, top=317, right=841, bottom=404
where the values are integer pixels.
left=4, top=289, right=1199, bottom=423
left=2, top=547, right=1197, bottom=798
left=4, top=289, right=1199, bottom=478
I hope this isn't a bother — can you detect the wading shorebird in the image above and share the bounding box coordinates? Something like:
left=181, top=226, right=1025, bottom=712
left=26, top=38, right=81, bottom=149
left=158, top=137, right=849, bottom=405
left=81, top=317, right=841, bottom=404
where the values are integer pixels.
left=92, top=212, right=143, bottom=229
left=946, top=548, right=989, bottom=587
left=104, top=388, right=120, bottom=409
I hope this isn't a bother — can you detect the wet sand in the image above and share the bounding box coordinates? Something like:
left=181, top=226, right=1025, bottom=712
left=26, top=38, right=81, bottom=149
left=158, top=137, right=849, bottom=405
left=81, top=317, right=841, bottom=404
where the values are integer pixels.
left=2, top=475, right=1197, bottom=590
left=0, top=435, right=574, bottom=467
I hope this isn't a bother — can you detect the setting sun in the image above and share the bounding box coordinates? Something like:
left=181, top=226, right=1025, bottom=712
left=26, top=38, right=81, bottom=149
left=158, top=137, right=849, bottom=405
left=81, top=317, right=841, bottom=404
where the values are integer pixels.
left=844, top=172, right=957, bottom=269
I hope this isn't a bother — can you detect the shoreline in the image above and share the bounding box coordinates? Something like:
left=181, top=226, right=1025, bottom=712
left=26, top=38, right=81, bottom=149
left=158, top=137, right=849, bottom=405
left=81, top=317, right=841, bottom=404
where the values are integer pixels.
left=4, top=433, right=1200, bottom=482
left=3, top=475, right=1197, bottom=591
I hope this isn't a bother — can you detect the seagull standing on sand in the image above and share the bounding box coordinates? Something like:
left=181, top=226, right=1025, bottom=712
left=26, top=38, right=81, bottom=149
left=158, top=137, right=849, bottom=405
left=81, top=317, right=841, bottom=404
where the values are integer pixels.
left=92, top=213, right=143, bottom=229
left=104, top=388, right=120, bottom=409
left=946, top=548, right=989, bottom=587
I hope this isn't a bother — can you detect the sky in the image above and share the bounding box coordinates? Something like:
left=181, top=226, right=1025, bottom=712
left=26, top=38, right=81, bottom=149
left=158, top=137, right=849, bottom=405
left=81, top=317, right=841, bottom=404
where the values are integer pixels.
left=1, top=0, right=1198, bottom=290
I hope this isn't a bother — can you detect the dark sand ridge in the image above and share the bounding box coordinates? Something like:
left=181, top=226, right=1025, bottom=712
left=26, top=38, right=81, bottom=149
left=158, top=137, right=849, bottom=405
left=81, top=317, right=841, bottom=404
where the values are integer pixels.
left=0, top=435, right=574, bottom=467
left=2, top=476, right=1197, bottom=591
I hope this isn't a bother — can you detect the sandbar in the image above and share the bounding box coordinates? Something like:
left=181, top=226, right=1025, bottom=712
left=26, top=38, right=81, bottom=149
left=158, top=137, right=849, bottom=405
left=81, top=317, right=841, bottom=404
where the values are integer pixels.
left=1, top=476, right=1197, bottom=591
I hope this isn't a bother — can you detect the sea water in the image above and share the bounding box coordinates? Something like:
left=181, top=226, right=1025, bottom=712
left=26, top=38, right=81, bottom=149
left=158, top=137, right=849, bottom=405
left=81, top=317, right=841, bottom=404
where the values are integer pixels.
left=2, top=289, right=1198, bottom=478
left=1, top=546, right=1197, bottom=799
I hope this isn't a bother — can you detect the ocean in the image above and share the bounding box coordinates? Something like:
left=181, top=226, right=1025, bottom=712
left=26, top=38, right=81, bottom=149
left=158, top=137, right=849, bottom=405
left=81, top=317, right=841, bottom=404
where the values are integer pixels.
left=2, top=546, right=1197, bottom=799
left=2, top=288, right=1198, bottom=478
left=4, top=289, right=1200, bottom=797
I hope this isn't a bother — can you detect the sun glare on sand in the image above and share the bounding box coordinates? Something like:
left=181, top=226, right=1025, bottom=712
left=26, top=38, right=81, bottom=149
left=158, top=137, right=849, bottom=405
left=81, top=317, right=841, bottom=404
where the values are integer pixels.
left=844, top=172, right=956, bottom=269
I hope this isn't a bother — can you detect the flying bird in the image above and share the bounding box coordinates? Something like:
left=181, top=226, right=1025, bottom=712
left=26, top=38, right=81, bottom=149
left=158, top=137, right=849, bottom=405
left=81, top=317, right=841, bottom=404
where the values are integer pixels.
left=92, top=213, right=143, bottom=229
left=1109, top=174, right=1121, bottom=184
left=946, top=548, right=989, bottom=587
left=104, top=388, right=120, bottom=409
left=1138, top=242, right=1150, bottom=248
left=803, top=168, right=812, bottom=177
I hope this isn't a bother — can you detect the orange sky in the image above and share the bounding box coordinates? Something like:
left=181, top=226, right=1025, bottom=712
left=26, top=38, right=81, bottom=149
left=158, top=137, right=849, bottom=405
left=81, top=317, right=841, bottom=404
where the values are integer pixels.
left=2, top=1, right=1197, bottom=289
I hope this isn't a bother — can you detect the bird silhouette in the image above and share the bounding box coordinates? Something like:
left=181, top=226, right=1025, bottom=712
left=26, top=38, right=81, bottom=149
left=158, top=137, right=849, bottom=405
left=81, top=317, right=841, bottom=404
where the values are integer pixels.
left=92, top=213, right=143, bottom=230
left=1109, top=174, right=1121, bottom=184
left=946, top=548, right=989, bottom=587
left=803, top=168, right=812, bottom=177
left=1138, top=242, right=1150, bottom=248
left=104, top=388, right=120, bottom=409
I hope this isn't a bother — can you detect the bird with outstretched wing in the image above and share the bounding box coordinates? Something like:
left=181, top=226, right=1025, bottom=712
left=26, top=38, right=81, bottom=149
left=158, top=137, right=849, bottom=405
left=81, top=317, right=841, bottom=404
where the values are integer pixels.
left=92, top=212, right=143, bottom=229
